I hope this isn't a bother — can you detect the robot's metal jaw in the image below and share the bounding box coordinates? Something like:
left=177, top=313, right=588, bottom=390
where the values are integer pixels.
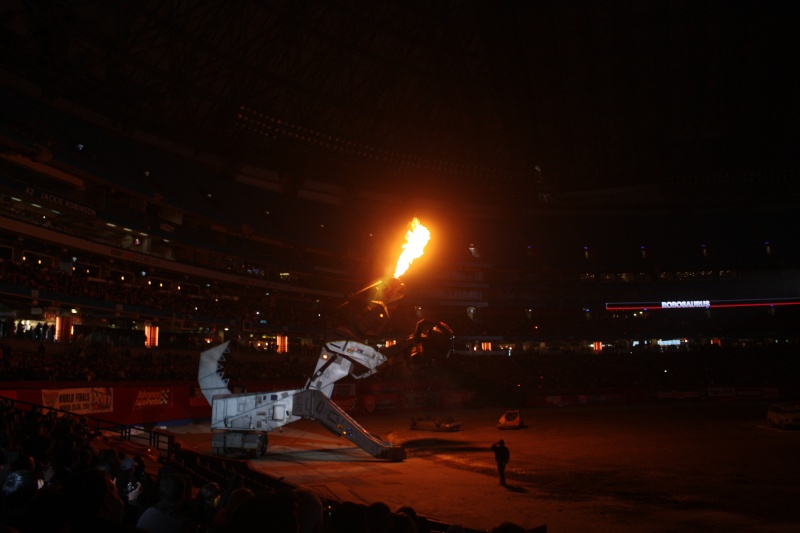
left=333, top=277, right=406, bottom=338
left=413, top=319, right=455, bottom=360
left=350, top=277, right=405, bottom=305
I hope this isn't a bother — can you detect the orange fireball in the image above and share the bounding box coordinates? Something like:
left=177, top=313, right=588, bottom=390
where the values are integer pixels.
left=393, top=217, right=430, bottom=278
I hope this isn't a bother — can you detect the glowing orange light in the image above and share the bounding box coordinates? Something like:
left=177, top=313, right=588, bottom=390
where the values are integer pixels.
left=393, top=217, right=430, bottom=278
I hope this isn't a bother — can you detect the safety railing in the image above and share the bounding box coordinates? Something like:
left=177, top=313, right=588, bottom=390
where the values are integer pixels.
left=0, top=395, right=176, bottom=461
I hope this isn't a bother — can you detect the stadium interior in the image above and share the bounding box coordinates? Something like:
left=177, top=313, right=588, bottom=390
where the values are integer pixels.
left=1, top=0, right=799, bottom=392
left=1, top=3, right=799, bottom=531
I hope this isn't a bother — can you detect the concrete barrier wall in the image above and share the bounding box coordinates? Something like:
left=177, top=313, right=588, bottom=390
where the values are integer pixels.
left=0, top=381, right=782, bottom=427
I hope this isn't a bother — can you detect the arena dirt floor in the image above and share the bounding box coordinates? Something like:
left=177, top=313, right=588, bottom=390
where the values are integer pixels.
left=160, top=401, right=799, bottom=532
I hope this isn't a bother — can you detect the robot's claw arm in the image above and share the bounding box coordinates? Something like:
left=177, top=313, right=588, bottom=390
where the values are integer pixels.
left=382, top=319, right=454, bottom=364
left=305, top=338, right=388, bottom=394
left=306, top=278, right=453, bottom=395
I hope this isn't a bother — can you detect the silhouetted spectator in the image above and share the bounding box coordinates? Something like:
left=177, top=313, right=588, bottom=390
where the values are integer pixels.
left=193, top=481, right=221, bottom=531
left=0, top=470, right=38, bottom=529
left=328, top=501, right=366, bottom=533
left=224, top=489, right=299, bottom=533
left=293, top=488, right=323, bottom=533
left=58, top=467, right=147, bottom=532
left=94, top=447, right=122, bottom=481
left=216, top=473, right=244, bottom=511
left=117, top=456, right=149, bottom=526
left=0, top=452, right=10, bottom=489
left=391, top=510, right=419, bottom=533
left=397, top=505, right=430, bottom=533
left=365, top=501, right=393, bottom=533
left=211, top=486, right=254, bottom=530
left=136, top=472, right=193, bottom=533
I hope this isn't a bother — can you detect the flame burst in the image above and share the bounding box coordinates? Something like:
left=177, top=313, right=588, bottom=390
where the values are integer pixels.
left=393, top=217, right=430, bottom=278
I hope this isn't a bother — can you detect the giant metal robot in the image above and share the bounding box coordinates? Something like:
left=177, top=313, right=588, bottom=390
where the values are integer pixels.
left=197, top=276, right=453, bottom=462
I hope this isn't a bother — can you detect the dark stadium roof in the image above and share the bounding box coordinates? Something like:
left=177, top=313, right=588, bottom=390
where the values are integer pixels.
left=2, top=0, right=799, bottom=208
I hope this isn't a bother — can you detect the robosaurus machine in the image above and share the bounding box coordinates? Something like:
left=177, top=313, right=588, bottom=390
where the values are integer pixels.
left=197, top=218, right=453, bottom=461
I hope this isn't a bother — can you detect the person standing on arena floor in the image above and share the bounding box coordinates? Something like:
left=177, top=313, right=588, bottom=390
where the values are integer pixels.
left=491, top=439, right=510, bottom=486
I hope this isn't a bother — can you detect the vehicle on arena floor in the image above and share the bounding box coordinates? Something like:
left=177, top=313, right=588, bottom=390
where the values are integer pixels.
left=409, top=414, right=462, bottom=432
left=767, top=402, right=800, bottom=429
left=497, top=409, right=525, bottom=429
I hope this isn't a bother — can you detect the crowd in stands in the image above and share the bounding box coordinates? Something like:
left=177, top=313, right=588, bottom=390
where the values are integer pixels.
left=434, top=342, right=800, bottom=405
left=2, top=208, right=799, bottom=400
left=0, top=257, right=336, bottom=337
left=4, top=116, right=354, bottom=279
left=2, top=339, right=793, bottom=532
left=0, top=342, right=311, bottom=384
left=2, top=335, right=799, bottom=404
left=0, top=398, right=527, bottom=532
left=7, top=250, right=797, bottom=346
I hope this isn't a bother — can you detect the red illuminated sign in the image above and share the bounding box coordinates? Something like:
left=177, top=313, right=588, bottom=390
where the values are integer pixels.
left=605, top=298, right=800, bottom=311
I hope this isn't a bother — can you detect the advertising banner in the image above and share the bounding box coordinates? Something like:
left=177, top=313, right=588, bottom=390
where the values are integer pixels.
left=705, top=386, right=779, bottom=399
left=544, top=393, right=627, bottom=407
left=132, top=388, right=173, bottom=410
left=734, top=387, right=779, bottom=399
left=707, top=387, right=735, bottom=398
left=40, top=387, right=114, bottom=415
left=657, top=390, right=702, bottom=400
